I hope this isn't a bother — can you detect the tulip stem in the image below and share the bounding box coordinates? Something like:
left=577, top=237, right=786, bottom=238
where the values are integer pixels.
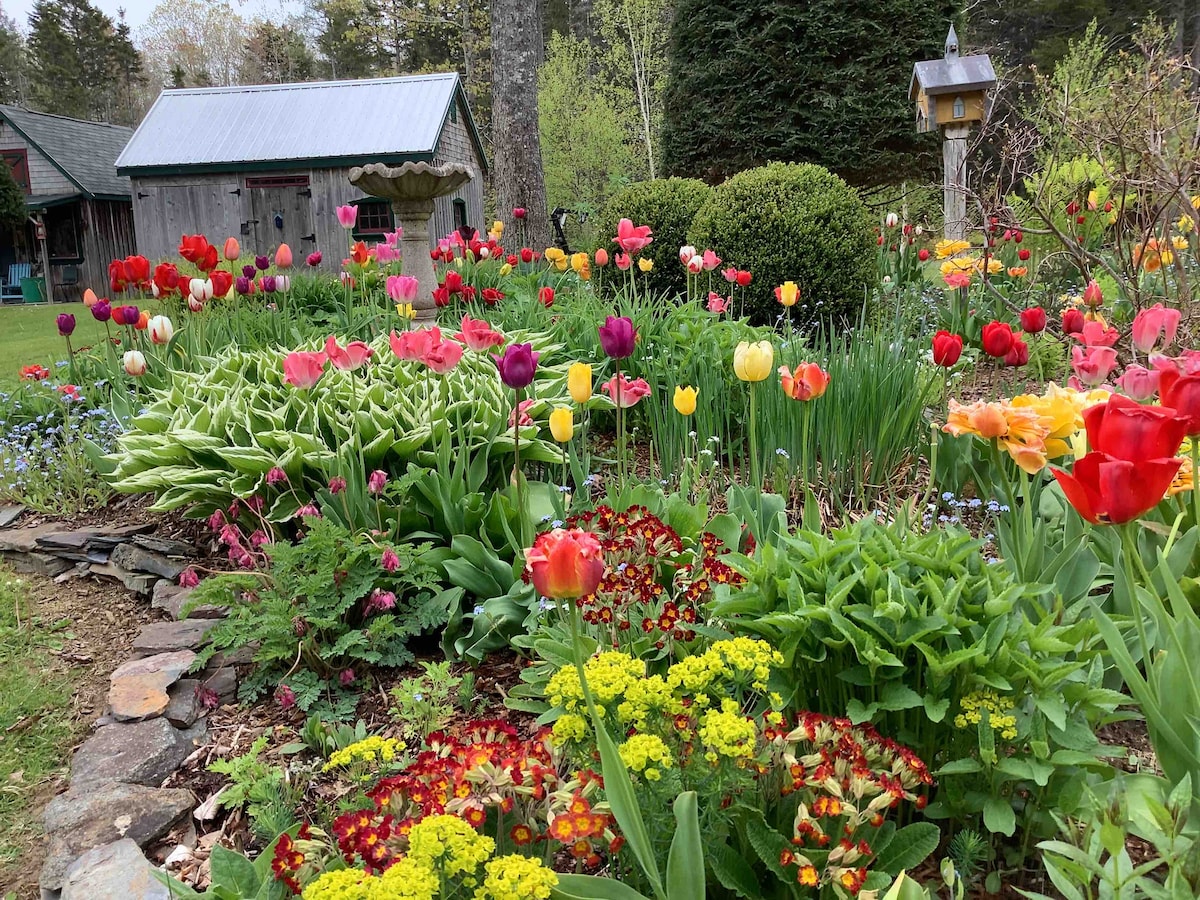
left=615, top=361, right=626, bottom=485
left=513, top=388, right=527, bottom=547
left=748, top=381, right=761, bottom=490
left=1192, top=440, right=1199, bottom=529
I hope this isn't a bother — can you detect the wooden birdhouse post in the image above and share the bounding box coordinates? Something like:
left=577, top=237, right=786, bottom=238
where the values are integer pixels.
left=910, top=26, right=996, bottom=241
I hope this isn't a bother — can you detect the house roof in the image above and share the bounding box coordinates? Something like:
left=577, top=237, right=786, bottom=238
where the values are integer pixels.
left=116, top=73, right=488, bottom=177
left=910, top=54, right=997, bottom=99
left=0, top=105, right=133, bottom=199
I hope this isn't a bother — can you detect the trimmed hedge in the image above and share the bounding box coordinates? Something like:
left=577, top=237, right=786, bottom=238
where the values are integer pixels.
left=598, top=178, right=713, bottom=299
left=688, top=162, right=874, bottom=327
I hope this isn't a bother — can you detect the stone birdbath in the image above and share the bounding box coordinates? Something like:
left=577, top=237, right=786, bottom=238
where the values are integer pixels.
left=348, top=161, right=473, bottom=323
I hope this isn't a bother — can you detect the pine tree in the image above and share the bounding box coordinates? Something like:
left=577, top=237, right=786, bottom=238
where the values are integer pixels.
left=0, top=160, right=24, bottom=232
left=0, top=11, right=24, bottom=104
left=240, top=21, right=318, bottom=84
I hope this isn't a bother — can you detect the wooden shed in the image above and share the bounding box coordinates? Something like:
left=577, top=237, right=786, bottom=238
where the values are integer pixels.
left=0, top=105, right=136, bottom=303
left=115, top=73, right=489, bottom=265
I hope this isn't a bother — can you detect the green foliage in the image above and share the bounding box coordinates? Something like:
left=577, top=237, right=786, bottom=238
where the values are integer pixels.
left=192, top=518, right=445, bottom=714
left=208, top=736, right=301, bottom=843
left=660, top=0, right=954, bottom=185
left=715, top=518, right=1126, bottom=852
left=0, top=161, right=23, bottom=232
left=688, top=163, right=875, bottom=327
left=389, top=660, right=462, bottom=741
left=539, top=33, right=643, bottom=232
left=0, top=13, right=23, bottom=106
left=598, top=177, right=712, bottom=297
left=102, top=334, right=571, bottom=521
left=154, top=833, right=294, bottom=899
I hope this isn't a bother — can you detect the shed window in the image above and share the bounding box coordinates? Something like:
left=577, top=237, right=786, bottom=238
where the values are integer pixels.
left=452, top=198, right=467, bottom=232
left=2, top=149, right=29, bottom=193
left=352, top=199, right=395, bottom=235
left=245, top=175, right=310, bottom=189
left=952, top=96, right=965, bottom=118
left=45, top=205, right=81, bottom=262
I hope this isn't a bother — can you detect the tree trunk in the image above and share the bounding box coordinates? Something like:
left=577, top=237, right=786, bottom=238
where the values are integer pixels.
left=490, top=0, right=550, bottom=248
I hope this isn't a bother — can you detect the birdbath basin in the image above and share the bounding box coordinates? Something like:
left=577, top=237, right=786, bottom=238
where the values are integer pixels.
left=348, top=161, right=473, bottom=322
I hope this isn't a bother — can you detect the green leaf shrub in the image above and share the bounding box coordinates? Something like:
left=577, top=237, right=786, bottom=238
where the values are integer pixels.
left=688, top=163, right=875, bottom=327
left=713, top=519, right=1126, bottom=851
left=192, top=518, right=445, bottom=715
left=598, top=177, right=714, bottom=298
left=102, top=333, right=571, bottom=521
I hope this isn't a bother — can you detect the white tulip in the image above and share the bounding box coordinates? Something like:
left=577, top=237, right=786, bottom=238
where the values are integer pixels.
left=148, top=315, right=174, bottom=345
left=123, top=350, right=147, bottom=376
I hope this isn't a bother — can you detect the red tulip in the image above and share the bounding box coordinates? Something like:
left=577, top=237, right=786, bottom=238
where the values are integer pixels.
left=210, top=269, right=233, bottom=299
left=520, top=248, right=535, bottom=264
left=1062, top=308, right=1085, bottom=335
left=1084, top=394, right=1187, bottom=462
left=1017, top=248, right=1031, bottom=261
left=1019, top=307, right=1047, bottom=334
left=1004, top=337, right=1029, bottom=367
left=538, top=286, right=555, bottom=308
left=918, top=248, right=930, bottom=261
left=1053, top=451, right=1182, bottom=524
left=735, top=270, right=752, bottom=287
left=443, top=270, right=464, bottom=294
left=932, top=330, right=963, bottom=367
left=1082, top=279, right=1103, bottom=307
left=513, top=207, right=526, bottom=220
left=1160, top=372, right=1200, bottom=435
left=525, top=528, right=604, bottom=600
left=981, top=321, right=1014, bottom=358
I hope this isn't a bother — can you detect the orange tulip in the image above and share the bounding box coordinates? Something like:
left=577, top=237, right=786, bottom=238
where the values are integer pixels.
left=275, top=244, right=293, bottom=269
left=134, top=310, right=151, bottom=330
left=779, top=363, right=830, bottom=401
left=223, top=237, right=240, bottom=261
left=82, top=287, right=99, bottom=308
left=524, top=529, right=605, bottom=600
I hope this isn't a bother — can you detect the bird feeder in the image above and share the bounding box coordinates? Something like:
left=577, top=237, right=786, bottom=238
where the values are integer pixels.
left=910, top=26, right=996, bottom=240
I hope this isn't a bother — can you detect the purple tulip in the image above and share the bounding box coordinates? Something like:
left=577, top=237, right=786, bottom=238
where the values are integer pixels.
left=255, top=255, right=270, bottom=271
left=598, top=315, right=637, bottom=359
left=493, top=343, right=540, bottom=389
left=56, top=313, right=76, bottom=337
left=235, top=276, right=252, bottom=295
left=306, top=251, right=322, bottom=267
left=113, top=305, right=139, bottom=326
left=91, top=299, right=112, bottom=322
left=242, top=264, right=256, bottom=278
left=261, top=275, right=277, bottom=293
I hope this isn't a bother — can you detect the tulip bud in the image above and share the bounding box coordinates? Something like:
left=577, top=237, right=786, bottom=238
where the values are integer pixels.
left=82, top=288, right=99, bottom=308
left=885, top=212, right=898, bottom=228
left=594, top=248, right=609, bottom=267
left=123, top=349, right=147, bottom=376
left=568, top=363, right=592, bottom=403
left=733, top=341, right=773, bottom=382
left=275, top=244, right=293, bottom=269
left=679, top=245, right=697, bottom=265
left=685, top=255, right=703, bottom=274
left=223, top=237, right=240, bottom=260
left=307, top=251, right=322, bottom=267
left=56, top=313, right=76, bottom=337
left=549, top=407, right=574, bottom=442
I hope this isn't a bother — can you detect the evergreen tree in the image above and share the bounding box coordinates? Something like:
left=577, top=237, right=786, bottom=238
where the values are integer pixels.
left=0, top=159, right=24, bottom=232
left=0, top=10, right=24, bottom=104
left=660, top=0, right=959, bottom=186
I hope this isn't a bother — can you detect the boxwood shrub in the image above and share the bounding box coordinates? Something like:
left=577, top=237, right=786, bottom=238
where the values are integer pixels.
left=688, top=162, right=875, bottom=327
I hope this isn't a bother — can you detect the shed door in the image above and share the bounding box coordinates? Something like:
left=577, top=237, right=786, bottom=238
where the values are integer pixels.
left=246, top=175, right=314, bottom=259
left=133, top=180, right=241, bottom=262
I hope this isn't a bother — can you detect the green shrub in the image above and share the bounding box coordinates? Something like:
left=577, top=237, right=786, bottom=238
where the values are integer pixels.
left=599, top=177, right=713, bottom=298
left=688, top=162, right=875, bottom=327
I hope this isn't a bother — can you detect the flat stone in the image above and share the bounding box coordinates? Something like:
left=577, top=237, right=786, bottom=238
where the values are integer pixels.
left=0, top=504, right=25, bottom=527
left=0, top=522, right=67, bottom=552
left=1, top=549, right=72, bottom=577
left=202, top=666, right=238, bottom=702
left=42, top=784, right=193, bottom=894
left=205, top=644, right=257, bottom=669
left=151, top=582, right=226, bottom=621
left=131, top=620, right=218, bottom=658
left=111, top=543, right=184, bottom=581
left=132, top=535, right=197, bottom=557
left=163, top=681, right=204, bottom=728
left=59, top=838, right=172, bottom=900
left=88, top=562, right=158, bottom=595
left=108, top=651, right=197, bottom=722
left=70, top=719, right=205, bottom=790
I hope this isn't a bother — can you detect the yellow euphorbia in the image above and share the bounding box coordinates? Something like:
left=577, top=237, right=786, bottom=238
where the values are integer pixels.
left=935, top=239, right=972, bottom=259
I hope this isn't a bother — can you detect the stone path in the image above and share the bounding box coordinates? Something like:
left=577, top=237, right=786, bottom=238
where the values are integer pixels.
left=0, top=515, right=240, bottom=900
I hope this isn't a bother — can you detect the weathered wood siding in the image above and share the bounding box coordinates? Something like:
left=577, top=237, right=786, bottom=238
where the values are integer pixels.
left=69, top=199, right=136, bottom=300
left=0, top=122, right=75, bottom=195
left=130, top=175, right=243, bottom=262
left=432, top=95, right=486, bottom=238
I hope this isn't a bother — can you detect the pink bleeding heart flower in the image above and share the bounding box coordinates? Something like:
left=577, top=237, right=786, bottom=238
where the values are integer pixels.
left=282, top=351, right=327, bottom=389
left=324, top=335, right=373, bottom=371
left=602, top=373, right=652, bottom=408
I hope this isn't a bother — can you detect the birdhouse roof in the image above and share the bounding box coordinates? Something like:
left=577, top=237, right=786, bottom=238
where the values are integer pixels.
left=909, top=54, right=997, bottom=100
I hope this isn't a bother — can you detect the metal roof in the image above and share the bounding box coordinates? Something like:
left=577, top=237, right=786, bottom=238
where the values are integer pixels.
left=910, top=54, right=997, bottom=98
left=0, top=105, right=133, bottom=198
left=116, top=73, right=485, bottom=175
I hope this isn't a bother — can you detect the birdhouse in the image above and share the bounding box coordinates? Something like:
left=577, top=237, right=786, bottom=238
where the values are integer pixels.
left=910, top=26, right=996, bottom=133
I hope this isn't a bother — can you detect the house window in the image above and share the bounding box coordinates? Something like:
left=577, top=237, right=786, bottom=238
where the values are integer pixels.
left=453, top=198, right=467, bottom=232
left=352, top=199, right=395, bottom=235
left=2, top=149, right=30, bottom=193
left=45, top=205, right=81, bottom=262
left=952, top=96, right=965, bottom=118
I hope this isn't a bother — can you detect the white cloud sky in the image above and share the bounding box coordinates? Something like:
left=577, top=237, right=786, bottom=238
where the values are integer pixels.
left=3, top=0, right=299, bottom=33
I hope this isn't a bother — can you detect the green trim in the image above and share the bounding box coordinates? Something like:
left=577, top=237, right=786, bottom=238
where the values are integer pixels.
left=118, top=152, right=436, bottom=178
left=0, top=111, right=91, bottom=198
left=25, top=194, right=81, bottom=210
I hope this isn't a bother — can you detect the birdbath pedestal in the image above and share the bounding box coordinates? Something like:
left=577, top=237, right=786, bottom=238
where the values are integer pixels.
left=347, top=162, right=473, bottom=323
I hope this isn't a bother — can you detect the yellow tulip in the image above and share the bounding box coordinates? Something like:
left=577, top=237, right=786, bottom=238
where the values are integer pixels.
left=568, top=363, right=593, bottom=403
left=733, top=341, right=773, bottom=382
left=492, top=219, right=504, bottom=236
left=777, top=281, right=799, bottom=307
left=571, top=252, right=588, bottom=273
left=554, top=258, right=568, bottom=272
left=673, top=386, right=698, bottom=416
left=396, top=303, right=415, bottom=319
left=638, top=258, right=654, bottom=273
left=549, top=407, right=574, bottom=442
left=545, top=247, right=566, bottom=262
left=500, top=262, right=513, bottom=276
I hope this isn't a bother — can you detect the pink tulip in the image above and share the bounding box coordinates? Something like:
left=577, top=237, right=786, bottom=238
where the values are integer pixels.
left=1082, top=279, right=1103, bottom=307
left=509, top=398, right=536, bottom=427
left=685, top=255, right=704, bottom=274
left=721, top=267, right=738, bottom=283
left=602, top=373, right=651, bottom=408
left=1071, top=320, right=1120, bottom=348
left=453, top=315, right=505, bottom=352
left=701, top=249, right=721, bottom=271
left=1131, top=303, right=1181, bottom=354
left=1071, top=345, right=1118, bottom=387
left=283, top=351, right=327, bottom=389
left=613, top=218, right=653, bottom=254
left=375, top=243, right=400, bottom=264
left=324, top=335, right=373, bottom=371
left=336, top=205, right=358, bottom=229
left=615, top=253, right=632, bottom=271
left=386, top=274, right=420, bottom=303
left=422, top=338, right=463, bottom=374
left=390, top=327, right=439, bottom=361
left=707, top=293, right=729, bottom=314
left=1115, top=364, right=1161, bottom=401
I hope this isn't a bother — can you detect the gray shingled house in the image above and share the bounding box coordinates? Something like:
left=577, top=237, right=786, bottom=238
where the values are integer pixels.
left=0, top=105, right=136, bottom=302
left=116, top=73, right=489, bottom=265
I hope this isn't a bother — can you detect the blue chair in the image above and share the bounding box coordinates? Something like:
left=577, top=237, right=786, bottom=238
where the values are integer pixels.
left=2, top=263, right=30, bottom=303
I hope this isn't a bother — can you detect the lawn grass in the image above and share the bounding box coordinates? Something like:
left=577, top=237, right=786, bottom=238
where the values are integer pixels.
left=0, top=303, right=107, bottom=390
left=0, top=569, right=80, bottom=882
